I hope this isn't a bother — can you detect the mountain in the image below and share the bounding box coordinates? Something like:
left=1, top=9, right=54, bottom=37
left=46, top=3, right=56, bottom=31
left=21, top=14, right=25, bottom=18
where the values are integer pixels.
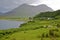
left=0, top=12, right=3, bottom=15
left=1, top=4, right=53, bottom=18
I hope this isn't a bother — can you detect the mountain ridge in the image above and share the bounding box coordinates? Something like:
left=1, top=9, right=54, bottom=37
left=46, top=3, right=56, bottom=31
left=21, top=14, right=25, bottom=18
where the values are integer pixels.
left=0, top=4, right=53, bottom=18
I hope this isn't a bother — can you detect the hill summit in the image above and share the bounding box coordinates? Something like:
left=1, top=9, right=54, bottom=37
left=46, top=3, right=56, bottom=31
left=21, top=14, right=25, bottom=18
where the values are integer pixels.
left=1, top=4, right=53, bottom=18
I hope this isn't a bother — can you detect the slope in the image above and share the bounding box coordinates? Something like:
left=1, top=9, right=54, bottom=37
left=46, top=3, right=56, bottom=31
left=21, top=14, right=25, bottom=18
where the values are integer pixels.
left=1, top=4, right=53, bottom=18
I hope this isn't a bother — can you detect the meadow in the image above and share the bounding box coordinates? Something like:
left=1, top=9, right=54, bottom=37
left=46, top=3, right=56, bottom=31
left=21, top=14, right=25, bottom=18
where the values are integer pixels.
left=0, top=19, right=60, bottom=40
left=0, top=10, right=60, bottom=40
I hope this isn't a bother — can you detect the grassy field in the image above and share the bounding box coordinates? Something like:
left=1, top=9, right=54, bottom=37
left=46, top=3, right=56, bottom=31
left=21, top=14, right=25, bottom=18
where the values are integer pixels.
left=0, top=19, right=60, bottom=40
left=0, top=17, right=28, bottom=21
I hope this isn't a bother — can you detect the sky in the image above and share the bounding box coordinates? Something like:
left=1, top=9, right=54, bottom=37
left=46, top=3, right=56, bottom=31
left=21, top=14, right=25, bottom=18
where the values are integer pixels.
left=29, top=0, right=60, bottom=10
left=0, top=0, right=60, bottom=13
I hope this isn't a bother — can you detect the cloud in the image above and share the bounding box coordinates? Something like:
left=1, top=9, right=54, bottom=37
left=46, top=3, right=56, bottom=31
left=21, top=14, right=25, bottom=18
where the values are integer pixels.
left=43, top=0, right=60, bottom=10
left=25, top=0, right=41, bottom=4
left=0, top=0, right=25, bottom=13
left=0, top=0, right=60, bottom=13
left=29, top=0, right=60, bottom=10
left=0, top=0, right=41, bottom=13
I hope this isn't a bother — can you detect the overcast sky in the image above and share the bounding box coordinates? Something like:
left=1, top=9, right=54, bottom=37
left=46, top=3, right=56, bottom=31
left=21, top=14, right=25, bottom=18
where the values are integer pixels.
left=0, top=0, right=60, bottom=13
left=29, top=0, right=60, bottom=10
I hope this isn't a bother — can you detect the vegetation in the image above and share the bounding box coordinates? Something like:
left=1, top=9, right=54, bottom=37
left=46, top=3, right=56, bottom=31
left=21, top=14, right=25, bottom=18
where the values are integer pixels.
left=0, top=10, right=60, bottom=40
left=0, top=17, right=28, bottom=21
left=34, top=10, right=60, bottom=20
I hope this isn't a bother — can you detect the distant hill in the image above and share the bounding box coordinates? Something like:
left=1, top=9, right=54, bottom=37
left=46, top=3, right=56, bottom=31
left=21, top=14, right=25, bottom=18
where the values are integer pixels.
left=34, top=10, right=60, bottom=19
left=0, top=12, right=3, bottom=15
left=0, top=4, right=53, bottom=18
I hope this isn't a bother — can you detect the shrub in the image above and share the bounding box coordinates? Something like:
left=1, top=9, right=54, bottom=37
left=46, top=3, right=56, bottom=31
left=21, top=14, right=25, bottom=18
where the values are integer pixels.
left=53, top=29, right=59, bottom=32
left=45, top=33, right=49, bottom=37
left=49, top=30, right=54, bottom=37
left=40, top=26, right=44, bottom=28
left=55, top=33, right=60, bottom=37
left=41, top=33, right=45, bottom=37
left=5, top=36, right=9, bottom=39
left=49, top=29, right=60, bottom=37
left=5, top=32, right=10, bottom=34
left=20, top=23, right=27, bottom=27
left=56, top=24, right=60, bottom=28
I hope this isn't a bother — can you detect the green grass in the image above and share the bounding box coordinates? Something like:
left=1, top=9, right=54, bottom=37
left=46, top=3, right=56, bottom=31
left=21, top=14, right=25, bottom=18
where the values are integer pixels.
left=4, top=29, right=49, bottom=40
left=0, top=17, right=28, bottom=21
left=0, top=19, right=60, bottom=40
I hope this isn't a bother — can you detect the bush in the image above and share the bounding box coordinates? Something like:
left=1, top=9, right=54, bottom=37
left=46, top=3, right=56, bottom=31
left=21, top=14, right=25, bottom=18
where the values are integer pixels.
left=55, top=33, right=60, bottom=37
left=49, top=29, right=60, bottom=37
left=45, top=33, right=49, bottom=37
left=20, top=23, right=27, bottom=27
left=28, top=20, right=35, bottom=23
left=56, top=24, right=60, bottom=28
left=53, top=29, right=59, bottom=32
left=49, top=30, right=54, bottom=37
left=40, top=26, right=44, bottom=28
left=41, top=33, right=45, bottom=37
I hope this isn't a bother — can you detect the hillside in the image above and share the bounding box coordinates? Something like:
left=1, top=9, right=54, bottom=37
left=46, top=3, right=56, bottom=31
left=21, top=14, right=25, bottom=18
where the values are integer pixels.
left=0, top=19, right=60, bottom=40
left=1, top=10, right=60, bottom=40
left=34, top=10, right=60, bottom=19
left=0, top=4, right=53, bottom=18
